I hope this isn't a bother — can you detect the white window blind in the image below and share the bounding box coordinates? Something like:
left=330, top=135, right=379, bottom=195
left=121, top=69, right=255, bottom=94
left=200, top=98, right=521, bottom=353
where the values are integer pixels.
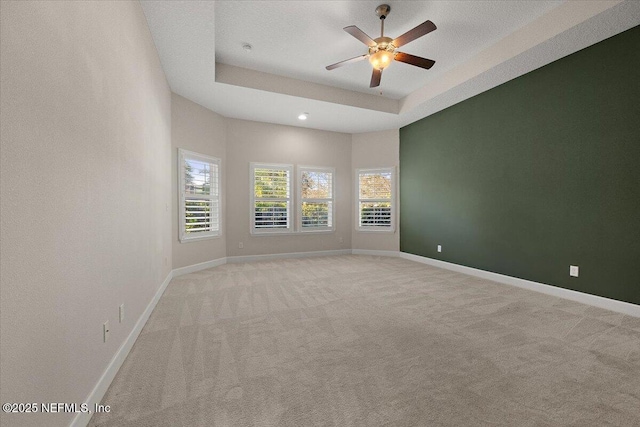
left=356, top=168, right=395, bottom=231
left=179, top=149, right=221, bottom=242
left=299, top=167, right=334, bottom=231
left=251, top=163, right=292, bottom=233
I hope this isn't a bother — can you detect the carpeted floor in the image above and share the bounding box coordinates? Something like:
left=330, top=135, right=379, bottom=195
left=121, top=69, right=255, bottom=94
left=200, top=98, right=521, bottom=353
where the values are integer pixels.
left=90, top=255, right=640, bottom=426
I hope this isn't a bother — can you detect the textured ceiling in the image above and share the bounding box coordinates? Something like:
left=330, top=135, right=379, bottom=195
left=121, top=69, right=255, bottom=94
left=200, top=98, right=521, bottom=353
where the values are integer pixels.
left=140, top=1, right=640, bottom=133
left=215, top=1, right=562, bottom=99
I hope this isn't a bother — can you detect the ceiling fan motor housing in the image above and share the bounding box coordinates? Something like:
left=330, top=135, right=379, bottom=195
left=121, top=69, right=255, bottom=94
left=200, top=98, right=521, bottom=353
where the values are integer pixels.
left=370, top=37, right=395, bottom=54
left=325, top=3, right=436, bottom=87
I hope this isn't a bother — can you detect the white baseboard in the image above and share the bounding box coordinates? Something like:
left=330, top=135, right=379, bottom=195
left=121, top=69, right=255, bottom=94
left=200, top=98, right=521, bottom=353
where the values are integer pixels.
left=176, top=250, right=638, bottom=318
left=399, top=252, right=640, bottom=318
left=174, top=250, right=354, bottom=272
left=172, top=257, right=227, bottom=277
left=71, top=248, right=638, bottom=427
left=70, top=270, right=173, bottom=427
left=227, top=249, right=352, bottom=264
left=352, top=249, right=400, bottom=257
left=70, top=248, right=352, bottom=426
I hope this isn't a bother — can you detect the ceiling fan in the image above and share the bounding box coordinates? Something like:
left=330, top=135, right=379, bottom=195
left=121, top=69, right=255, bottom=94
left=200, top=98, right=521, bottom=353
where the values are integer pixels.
left=326, top=4, right=437, bottom=88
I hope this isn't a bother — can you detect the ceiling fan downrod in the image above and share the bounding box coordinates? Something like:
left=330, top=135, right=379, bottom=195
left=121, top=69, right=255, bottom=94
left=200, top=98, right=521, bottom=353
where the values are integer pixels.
left=325, top=3, right=436, bottom=88
left=376, top=4, right=391, bottom=37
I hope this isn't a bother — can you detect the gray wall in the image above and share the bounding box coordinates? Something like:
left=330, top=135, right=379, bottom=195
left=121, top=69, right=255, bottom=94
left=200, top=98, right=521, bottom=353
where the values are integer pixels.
left=225, top=118, right=352, bottom=257
left=352, top=129, right=400, bottom=252
left=0, top=2, right=172, bottom=426
left=172, top=108, right=402, bottom=261
left=171, top=94, right=227, bottom=268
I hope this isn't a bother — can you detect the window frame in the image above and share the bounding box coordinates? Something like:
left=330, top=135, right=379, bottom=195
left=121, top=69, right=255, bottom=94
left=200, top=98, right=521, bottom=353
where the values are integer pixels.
left=297, top=166, right=335, bottom=233
left=355, top=167, right=396, bottom=233
left=250, top=162, right=294, bottom=235
left=178, top=148, right=222, bottom=243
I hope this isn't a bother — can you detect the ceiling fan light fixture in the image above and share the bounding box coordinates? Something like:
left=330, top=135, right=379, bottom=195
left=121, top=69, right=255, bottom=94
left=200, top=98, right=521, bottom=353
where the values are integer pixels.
left=368, top=50, right=393, bottom=70
left=325, top=4, right=437, bottom=88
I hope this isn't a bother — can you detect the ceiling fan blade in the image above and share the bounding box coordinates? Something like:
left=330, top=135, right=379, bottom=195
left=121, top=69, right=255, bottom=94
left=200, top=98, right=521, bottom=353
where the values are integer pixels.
left=370, top=68, right=382, bottom=88
left=394, top=52, right=435, bottom=69
left=344, top=25, right=377, bottom=47
left=326, top=54, right=368, bottom=71
left=392, top=20, right=436, bottom=48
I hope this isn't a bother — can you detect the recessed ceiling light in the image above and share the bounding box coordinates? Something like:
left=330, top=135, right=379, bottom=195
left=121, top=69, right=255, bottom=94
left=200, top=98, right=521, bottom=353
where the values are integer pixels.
left=242, top=43, right=252, bottom=52
left=298, top=113, right=309, bottom=121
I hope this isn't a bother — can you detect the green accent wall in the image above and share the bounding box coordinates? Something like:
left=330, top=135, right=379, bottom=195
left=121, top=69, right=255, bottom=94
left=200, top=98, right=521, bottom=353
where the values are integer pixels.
left=400, top=26, right=640, bottom=305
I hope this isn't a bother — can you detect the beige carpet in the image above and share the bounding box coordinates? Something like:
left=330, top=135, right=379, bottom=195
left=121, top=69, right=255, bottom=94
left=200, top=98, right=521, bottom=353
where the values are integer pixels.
left=90, top=255, right=640, bottom=426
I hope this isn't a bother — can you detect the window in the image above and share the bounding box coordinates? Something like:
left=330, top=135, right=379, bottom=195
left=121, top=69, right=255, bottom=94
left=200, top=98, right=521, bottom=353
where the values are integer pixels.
left=299, top=167, right=334, bottom=232
left=251, top=163, right=292, bottom=234
left=179, top=149, right=221, bottom=242
left=356, top=168, right=395, bottom=231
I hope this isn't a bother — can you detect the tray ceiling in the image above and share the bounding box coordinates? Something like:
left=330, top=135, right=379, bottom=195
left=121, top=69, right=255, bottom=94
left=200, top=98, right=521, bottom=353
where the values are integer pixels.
left=140, top=1, right=640, bottom=133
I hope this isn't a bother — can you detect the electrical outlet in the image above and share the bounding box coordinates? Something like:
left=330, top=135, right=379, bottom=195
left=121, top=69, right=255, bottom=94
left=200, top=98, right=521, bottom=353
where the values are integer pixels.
left=437, top=245, right=442, bottom=253
left=570, top=265, right=579, bottom=277
left=238, top=242, right=243, bottom=249
left=119, top=304, right=125, bottom=323
left=103, top=321, right=110, bottom=343
left=339, top=236, right=344, bottom=243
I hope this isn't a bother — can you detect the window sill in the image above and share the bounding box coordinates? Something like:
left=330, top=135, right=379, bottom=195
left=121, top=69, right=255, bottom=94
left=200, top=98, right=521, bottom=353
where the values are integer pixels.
left=251, top=230, right=295, bottom=236
left=179, top=233, right=222, bottom=243
left=299, top=228, right=335, bottom=234
left=251, top=229, right=335, bottom=236
left=356, top=227, right=395, bottom=233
